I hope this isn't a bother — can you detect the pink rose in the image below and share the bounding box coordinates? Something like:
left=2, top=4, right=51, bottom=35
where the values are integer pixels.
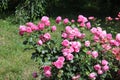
left=58, top=56, right=65, bottom=62
left=117, top=70, right=120, bottom=75
left=44, top=33, right=51, bottom=41
left=51, top=26, right=56, bottom=32
left=93, top=35, right=99, bottom=42
left=88, top=16, right=95, bottom=20
left=71, top=41, right=81, bottom=51
left=116, top=33, right=120, bottom=42
left=38, top=22, right=45, bottom=30
left=68, top=34, right=74, bottom=40
left=43, top=66, right=51, bottom=72
left=62, top=32, right=68, bottom=38
left=91, top=51, right=98, bottom=58
left=26, top=22, right=38, bottom=31
left=89, top=72, right=97, bottom=80
left=86, top=51, right=91, bottom=55
left=41, top=16, right=49, bottom=23
left=101, top=60, right=108, bottom=66
left=63, top=18, right=69, bottom=24
left=53, top=60, right=64, bottom=69
left=90, top=27, right=97, bottom=34
left=26, top=27, right=32, bottom=33
left=19, top=25, right=26, bottom=32
left=45, top=20, right=50, bottom=26
left=78, top=15, right=88, bottom=23
left=66, top=53, right=74, bottom=60
left=61, top=39, right=70, bottom=47
left=86, top=22, right=91, bottom=29
left=94, top=64, right=101, bottom=71
left=71, top=19, right=75, bottom=23
left=44, top=70, right=51, bottom=78
left=115, top=17, right=119, bottom=21
left=110, top=40, right=120, bottom=46
left=37, top=40, right=43, bottom=45
left=106, top=33, right=112, bottom=40
left=72, top=74, right=80, bottom=80
left=62, top=48, right=72, bottom=56
left=102, top=65, right=109, bottom=72
left=106, top=16, right=113, bottom=21
left=102, top=44, right=111, bottom=50
left=112, top=48, right=120, bottom=55
left=97, top=70, right=103, bottom=75
left=56, top=16, right=62, bottom=24
left=85, top=41, right=90, bottom=47
left=80, top=22, right=85, bottom=27
left=65, top=26, right=72, bottom=34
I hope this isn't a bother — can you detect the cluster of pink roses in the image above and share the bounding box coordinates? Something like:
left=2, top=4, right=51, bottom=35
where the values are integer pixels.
left=89, top=60, right=109, bottom=80
left=90, top=27, right=120, bottom=60
left=89, top=60, right=109, bottom=79
left=20, top=14, right=120, bottom=80
left=37, top=33, right=51, bottom=45
left=62, top=26, right=85, bottom=40
left=77, top=15, right=91, bottom=29
left=43, top=66, right=52, bottom=77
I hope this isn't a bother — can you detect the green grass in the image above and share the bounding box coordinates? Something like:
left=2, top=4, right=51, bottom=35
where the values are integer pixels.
left=0, top=19, right=38, bottom=80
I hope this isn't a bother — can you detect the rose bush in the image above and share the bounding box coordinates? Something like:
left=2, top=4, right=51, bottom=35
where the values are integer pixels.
left=19, top=13, right=120, bottom=80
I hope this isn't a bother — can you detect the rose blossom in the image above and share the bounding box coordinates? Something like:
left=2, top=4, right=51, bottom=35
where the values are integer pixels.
left=102, top=65, right=109, bottom=72
left=37, top=40, right=43, bottom=45
left=97, top=70, right=103, bottom=75
left=26, top=27, right=32, bottom=33
left=56, top=16, right=62, bottom=24
left=89, top=72, right=97, bottom=80
left=38, top=22, right=45, bottom=30
left=58, top=56, right=65, bottom=62
left=86, top=51, right=91, bottom=55
left=44, top=70, right=51, bottom=77
left=62, top=48, right=72, bottom=56
left=66, top=53, right=74, bottom=60
left=53, top=60, right=64, bottom=69
left=106, top=16, right=113, bottom=21
left=88, top=16, right=95, bottom=20
left=91, top=51, right=98, bottom=58
left=101, top=60, right=108, bottom=66
left=115, top=17, right=119, bottom=21
left=63, top=18, right=69, bottom=24
left=51, top=26, right=57, bottom=32
left=61, top=39, right=70, bottom=47
left=62, top=32, right=68, bottom=38
left=116, top=33, right=120, bottom=42
left=94, top=64, right=101, bottom=71
left=78, top=15, right=88, bottom=23
left=72, top=74, right=80, bottom=80
left=41, top=16, right=49, bottom=23
left=80, top=22, right=85, bottom=27
left=43, top=66, right=51, bottom=72
left=45, top=20, right=50, bottom=26
left=86, top=22, right=91, bottom=29
left=85, top=41, right=90, bottom=47
left=43, top=33, right=51, bottom=41
left=71, top=19, right=75, bottom=23
left=32, top=72, right=38, bottom=78
left=65, top=26, right=72, bottom=34
left=19, top=25, right=26, bottom=32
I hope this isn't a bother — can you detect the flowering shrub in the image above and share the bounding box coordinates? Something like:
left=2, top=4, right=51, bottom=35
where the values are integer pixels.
left=19, top=14, right=120, bottom=79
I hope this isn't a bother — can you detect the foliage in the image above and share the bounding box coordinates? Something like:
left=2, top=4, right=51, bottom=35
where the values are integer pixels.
left=19, top=13, right=120, bottom=80
left=15, top=0, right=46, bottom=24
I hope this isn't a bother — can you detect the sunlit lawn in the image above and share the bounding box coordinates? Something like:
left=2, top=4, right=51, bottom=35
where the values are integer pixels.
left=0, top=19, right=38, bottom=80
